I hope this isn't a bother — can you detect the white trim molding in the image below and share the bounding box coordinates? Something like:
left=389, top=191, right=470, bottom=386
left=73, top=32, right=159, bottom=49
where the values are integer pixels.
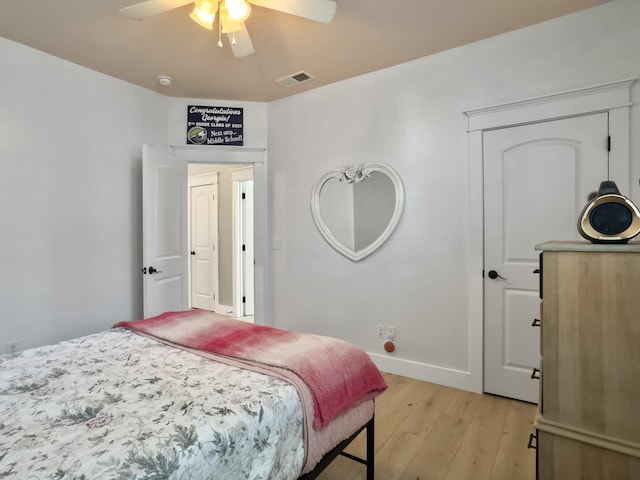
left=369, top=353, right=472, bottom=392
left=215, top=304, right=235, bottom=316
left=464, top=78, right=636, bottom=132
left=172, top=144, right=266, bottom=162
left=464, top=78, right=636, bottom=395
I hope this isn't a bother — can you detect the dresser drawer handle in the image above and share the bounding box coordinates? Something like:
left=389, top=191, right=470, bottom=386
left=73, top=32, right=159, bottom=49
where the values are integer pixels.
left=527, top=432, right=537, bottom=450
left=532, top=318, right=541, bottom=327
left=530, top=368, right=540, bottom=380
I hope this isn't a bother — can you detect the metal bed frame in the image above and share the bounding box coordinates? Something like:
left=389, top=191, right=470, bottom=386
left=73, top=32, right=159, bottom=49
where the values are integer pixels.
left=298, top=415, right=375, bottom=480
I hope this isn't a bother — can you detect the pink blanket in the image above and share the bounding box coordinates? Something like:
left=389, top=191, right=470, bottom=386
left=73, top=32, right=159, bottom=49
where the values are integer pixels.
left=115, top=310, right=387, bottom=428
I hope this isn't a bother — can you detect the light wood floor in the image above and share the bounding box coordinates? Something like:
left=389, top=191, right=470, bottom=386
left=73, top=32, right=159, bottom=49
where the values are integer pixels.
left=316, top=372, right=537, bottom=480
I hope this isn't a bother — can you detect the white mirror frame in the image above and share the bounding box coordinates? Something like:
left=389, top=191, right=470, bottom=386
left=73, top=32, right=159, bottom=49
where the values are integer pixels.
left=310, top=163, right=405, bottom=262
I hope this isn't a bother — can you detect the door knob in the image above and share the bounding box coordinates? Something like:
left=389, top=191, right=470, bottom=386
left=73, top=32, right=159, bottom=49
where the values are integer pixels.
left=148, top=266, right=162, bottom=274
left=191, top=251, right=196, bottom=255
left=487, top=270, right=507, bottom=280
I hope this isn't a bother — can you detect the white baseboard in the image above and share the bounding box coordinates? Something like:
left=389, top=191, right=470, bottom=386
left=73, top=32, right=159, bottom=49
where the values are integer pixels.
left=215, top=305, right=235, bottom=317
left=368, top=353, right=480, bottom=393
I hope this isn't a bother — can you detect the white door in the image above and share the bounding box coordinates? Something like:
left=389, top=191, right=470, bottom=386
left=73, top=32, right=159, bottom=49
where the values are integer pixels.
left=241, top=180, right=255, bottom=316
left=142, top=145, right=188, bottom=317
left=190, top=181, right=218, bottom=311
left=483, top=113, right=609, bottom=403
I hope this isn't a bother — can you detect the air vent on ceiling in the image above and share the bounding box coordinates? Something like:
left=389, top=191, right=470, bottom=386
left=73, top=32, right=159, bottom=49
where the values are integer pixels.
left=276, top=71, right=314, bottom=88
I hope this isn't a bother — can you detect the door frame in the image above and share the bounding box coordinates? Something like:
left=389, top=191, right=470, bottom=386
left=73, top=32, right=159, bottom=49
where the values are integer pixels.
left=231, top=167, right=254, bottom=318
left=172, top=145, right=268, bottom=326
left=463, top=77, right=635, bottom=393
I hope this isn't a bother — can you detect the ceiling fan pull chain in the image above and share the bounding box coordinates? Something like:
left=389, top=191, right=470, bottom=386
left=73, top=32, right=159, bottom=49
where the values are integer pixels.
left=217, top=0, right=223, bottom=47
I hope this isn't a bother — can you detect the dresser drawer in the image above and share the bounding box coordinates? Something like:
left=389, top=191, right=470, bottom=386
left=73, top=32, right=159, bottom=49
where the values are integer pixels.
left=534, top=243, right=640, bottom=479
left=536, top=427, right=640, bottom=480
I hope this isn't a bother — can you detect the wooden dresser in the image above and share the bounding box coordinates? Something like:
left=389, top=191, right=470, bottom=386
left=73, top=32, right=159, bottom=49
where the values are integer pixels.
left=533, top=241, right=640, bottom=479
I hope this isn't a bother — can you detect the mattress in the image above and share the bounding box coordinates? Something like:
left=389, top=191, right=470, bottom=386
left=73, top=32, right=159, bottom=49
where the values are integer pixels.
left=0, top=328, right=374, bottom=479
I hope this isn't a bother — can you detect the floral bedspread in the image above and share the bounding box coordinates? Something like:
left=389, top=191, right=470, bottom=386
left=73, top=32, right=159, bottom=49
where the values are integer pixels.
left=0, top=329, right=304, bottom=480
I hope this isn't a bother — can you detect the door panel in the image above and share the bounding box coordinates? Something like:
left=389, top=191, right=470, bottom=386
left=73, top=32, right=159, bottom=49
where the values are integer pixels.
left=503, top=144, right=581, bottom=259
left=483, top=113, right=609, bottom=402
left=241, top=180, right=254, bottom=316
left=142, top=145, right=188, bottom=317
left=504, top=290, right=541, bottom=368
left=190, top=182, right=218, bottom=311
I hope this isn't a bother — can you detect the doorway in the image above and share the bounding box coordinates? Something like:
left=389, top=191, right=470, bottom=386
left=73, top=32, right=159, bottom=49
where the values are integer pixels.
left=482, top=113, right=609, bottom=403
left=188, top=163, right=255, bottom=321
left=463, top=78, right=634, bottom=397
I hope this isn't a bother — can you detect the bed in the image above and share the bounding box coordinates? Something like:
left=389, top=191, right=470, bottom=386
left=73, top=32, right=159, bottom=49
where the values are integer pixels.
left=0, top=310, right=386, bottom=479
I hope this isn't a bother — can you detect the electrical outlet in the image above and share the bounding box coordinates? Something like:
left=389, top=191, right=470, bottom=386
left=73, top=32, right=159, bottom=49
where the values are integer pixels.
left=386, top=326, right=396, bottom=341
left=376, top=325, right=385, bottom=338
left=6, top=341, right=21, bottom=355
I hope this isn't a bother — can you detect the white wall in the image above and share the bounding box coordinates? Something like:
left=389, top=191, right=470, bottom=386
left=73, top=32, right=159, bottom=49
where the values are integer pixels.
left=266, top=0, right=640, bottom=390
left=0, top=38, right=168, bottom=350
left=0, top=40, right=270, bottom=351
left=2, top=0, right=639, bottom=394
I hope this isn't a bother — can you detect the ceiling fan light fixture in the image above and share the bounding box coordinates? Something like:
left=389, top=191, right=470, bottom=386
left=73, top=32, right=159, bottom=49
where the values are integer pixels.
left=190, top=0, right=218, bottom=29
left=220, top=16, right=243, bottom=33
left=225, top=0, right=251, bottom=22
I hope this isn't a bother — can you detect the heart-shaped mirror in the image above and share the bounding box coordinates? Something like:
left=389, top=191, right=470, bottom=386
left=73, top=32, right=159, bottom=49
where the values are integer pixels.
left=311, top=163, right=404, bottom=261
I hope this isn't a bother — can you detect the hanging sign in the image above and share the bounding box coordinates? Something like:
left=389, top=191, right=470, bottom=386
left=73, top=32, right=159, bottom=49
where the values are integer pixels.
left=186, top=105, right=244, bottom=146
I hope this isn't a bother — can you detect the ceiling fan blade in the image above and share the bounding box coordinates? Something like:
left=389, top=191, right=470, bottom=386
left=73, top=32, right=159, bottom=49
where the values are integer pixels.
left=119, top=0, right=194, bottom=20
left=227, top=26, right=255, bottom=57
left=247, top=0, right=336, bottom=23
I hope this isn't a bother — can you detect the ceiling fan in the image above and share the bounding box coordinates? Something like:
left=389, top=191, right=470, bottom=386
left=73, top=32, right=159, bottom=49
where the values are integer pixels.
left=119, top=0, right=337, bottom=57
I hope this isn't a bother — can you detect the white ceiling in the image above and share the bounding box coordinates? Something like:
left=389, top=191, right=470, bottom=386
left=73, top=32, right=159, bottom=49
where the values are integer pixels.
left=0, top=0, right=611, bottom=102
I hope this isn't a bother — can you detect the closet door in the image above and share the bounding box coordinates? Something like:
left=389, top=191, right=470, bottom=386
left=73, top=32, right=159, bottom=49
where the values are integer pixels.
left=483, top=113, right=608, bottom=403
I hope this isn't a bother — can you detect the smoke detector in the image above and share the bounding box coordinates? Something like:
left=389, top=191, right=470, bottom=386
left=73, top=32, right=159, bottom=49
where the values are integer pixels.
left=157, top=75, right=173, bottom=87
left=276, top=71, right=314, bottom=88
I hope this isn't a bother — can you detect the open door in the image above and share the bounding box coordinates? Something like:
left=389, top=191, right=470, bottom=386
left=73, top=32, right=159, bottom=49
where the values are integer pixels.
left=232, top=167, right=255, bottom=319
left=240, top=180, right=254, bottom=316
left=142, top=145, right=188, bottom=317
